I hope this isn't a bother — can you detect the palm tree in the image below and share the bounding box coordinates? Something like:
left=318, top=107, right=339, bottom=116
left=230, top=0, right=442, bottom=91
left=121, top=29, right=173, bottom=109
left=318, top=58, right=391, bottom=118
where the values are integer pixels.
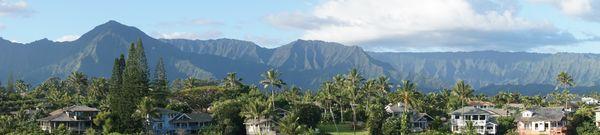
left=223, top=72, right=243, bottom=89
left=241, top=98, right=273, bottom=135
left=331, top=74, right=347, bottom=123
left=452, top=80, right=473, bottom=107
left=375, top=76, right=391, bottom=97
left=67, top=71, right=89, bottom=96
left=260, top=69, right=286, bottom=108
left=556, top=71, right=574, bottom=90
left=278, top=112, right=305, bottom=135
left=88, top=78, right=109, bottom=102
left=344, top=69, right=364, bottom=134
left=183, top=77, right=199, bottom=90
left=316, top=82, right=339, bottom=132
left=394, top=80, right=422, bottom=112
left=135, top=97, right=158, bottom=133
left=555, top=71, right=575, bottom=109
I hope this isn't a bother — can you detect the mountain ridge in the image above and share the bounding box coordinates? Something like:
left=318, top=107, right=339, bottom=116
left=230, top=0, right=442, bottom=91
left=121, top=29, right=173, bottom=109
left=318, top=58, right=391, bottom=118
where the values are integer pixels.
left=1, top=20, right=600, bottom=94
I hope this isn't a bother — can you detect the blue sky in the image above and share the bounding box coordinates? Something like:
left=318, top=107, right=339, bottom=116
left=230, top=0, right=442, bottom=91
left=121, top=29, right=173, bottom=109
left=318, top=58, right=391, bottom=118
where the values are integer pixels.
left=2, top=0, right=600, bottom=52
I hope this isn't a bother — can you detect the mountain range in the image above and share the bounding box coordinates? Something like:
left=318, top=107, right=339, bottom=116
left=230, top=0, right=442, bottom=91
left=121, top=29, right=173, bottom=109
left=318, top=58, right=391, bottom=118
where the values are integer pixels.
left=1, top=20, right=599, bottom=95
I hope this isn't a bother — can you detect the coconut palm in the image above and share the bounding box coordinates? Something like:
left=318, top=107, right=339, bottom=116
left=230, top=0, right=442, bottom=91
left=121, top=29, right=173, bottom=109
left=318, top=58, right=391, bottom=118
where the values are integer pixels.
left=223, top=72, right=243, bottom=89
left=555, top=72, right=575, bottom=109
left=135, top=97, right=158, bottom=133
left=278, top=112, right=305, bottom=135
left=452, top=80, right=474, bottom=107
left=260, top=69, right=286, bottom=108
left=67, top=71, right=89, bottom=96
left=394, top=80, right=423, bottom=112
left=316, top=82, right=338, bottom=132
left=556, top=71, right=574, bottom=90
left=344, top=69, right=364, bottom=134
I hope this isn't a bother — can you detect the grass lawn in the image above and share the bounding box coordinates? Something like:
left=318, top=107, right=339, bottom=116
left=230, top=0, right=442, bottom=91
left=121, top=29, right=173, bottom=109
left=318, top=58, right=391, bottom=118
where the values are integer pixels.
left=318, top=123, right=368, bottom=135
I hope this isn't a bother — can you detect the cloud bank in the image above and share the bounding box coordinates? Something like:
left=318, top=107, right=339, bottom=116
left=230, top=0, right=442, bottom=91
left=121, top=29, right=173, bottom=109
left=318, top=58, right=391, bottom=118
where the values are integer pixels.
left=268, top=0, right=586, bottom=52
left=0, top=0, right=33, bottom=17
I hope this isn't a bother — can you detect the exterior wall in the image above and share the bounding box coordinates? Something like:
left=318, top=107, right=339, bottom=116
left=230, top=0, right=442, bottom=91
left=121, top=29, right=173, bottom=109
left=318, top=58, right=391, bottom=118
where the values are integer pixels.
left=450, top=114, right=496, bottom=134
left=149, top=113, right=209, bottom=135
left=246, top=123, right=275, bottom=135
left=596, top=111, right=600, bottom=128
left=517, top=121, right=567, bottom=135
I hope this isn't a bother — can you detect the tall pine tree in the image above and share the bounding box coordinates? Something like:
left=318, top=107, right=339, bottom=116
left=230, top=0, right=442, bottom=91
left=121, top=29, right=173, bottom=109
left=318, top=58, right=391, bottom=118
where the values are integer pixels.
left=107, top=54, right=126, bottom=132
left=152, top=57, right=168, bottom=107
left=121, top=41, right=150, bottom=133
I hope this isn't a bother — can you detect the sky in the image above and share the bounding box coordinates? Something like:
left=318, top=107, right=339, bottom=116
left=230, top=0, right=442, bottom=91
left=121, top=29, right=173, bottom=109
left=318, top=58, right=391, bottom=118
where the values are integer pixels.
left=2, top=0, right=600, bottom=53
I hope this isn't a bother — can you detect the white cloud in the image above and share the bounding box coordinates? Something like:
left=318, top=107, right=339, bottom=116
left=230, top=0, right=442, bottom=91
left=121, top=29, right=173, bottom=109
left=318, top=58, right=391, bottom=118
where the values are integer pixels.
left=156, top=31, right=223, bottom=40
left=0, top=0, right=33, bottom=17
left=268, top=0, right=582, bottom=51
left=530, top=0, right=600, bottom=21
left=54, top=35, right=80, bottom=42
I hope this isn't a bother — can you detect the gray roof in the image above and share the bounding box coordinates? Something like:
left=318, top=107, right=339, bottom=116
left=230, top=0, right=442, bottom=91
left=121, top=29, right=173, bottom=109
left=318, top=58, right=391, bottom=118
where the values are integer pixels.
left=38, top=105, right=99, bottom=122
left=516, top=107, right=566, bottom=122
left=450, top=106, right=494, bottom=115
left=171, top=113, right=213, bottom=123
left=412, top=113, right=433, bottom=121
left=49, top=106, right=99, bottom=115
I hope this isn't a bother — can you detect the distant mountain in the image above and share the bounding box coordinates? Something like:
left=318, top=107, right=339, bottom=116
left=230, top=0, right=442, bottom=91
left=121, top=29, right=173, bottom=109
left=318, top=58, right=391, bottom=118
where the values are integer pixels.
left=369, top=51, right=600, bottom=91
left=0, top=21, right=392, bottom=89
left=2, top=20, right=600, bottom=94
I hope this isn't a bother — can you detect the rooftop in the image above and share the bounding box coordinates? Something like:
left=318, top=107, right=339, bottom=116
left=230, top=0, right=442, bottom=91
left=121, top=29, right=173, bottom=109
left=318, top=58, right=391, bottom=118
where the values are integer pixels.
left=516, top=107, right=565, bottom=122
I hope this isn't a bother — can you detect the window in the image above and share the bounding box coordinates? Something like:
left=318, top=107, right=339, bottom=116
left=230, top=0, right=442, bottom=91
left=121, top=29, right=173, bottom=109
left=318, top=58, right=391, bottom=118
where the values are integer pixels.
left=472, top=115, right=479, bottom=120
left=157, top=123, right=163, bottom=129
left=465, top=115, right=471, bottom=120
left=454, top=115, right=459, bottom=119
left=480, top=115, right=486, bottom=120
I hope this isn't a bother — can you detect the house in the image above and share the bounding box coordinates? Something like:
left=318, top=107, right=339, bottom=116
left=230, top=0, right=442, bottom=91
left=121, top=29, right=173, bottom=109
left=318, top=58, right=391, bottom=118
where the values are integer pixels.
left=244, top=117, right=276, bottom=135
left=582, top=97, right=599, bottom=105
left=468, top=101, right=496, bottom=109
left=147, top=108, right=213, bottom=135
left=385, top=103, right=434, bottom=132
left=595, top=107, right=600, bottom=129
left=449, top=106, right=498, bottom=134
left=37, top=105, right=99, bottom=134
left=515, top=107, right=567, bottom=135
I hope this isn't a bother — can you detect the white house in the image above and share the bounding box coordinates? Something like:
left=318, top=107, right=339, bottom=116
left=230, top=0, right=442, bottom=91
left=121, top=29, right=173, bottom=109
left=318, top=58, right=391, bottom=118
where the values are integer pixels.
left=516, top=107, right=567, bottom=135
left=449, top=106, right=497, bottom=134
left=582, top=97, right=599, bottom=105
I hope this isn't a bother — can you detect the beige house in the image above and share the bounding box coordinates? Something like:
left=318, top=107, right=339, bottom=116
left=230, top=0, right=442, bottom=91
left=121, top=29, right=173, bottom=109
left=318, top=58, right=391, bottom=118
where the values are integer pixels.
left=37, top=105, right=99, bottom=134
left=516, top=107, right=567, bottom=135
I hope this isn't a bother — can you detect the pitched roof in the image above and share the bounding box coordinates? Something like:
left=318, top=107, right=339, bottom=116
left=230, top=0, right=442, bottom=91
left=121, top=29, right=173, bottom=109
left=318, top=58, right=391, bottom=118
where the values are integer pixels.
left=38, top=105, right=99, bottom=122
left=468, top=101, right=495, bottom=106
left=171, top=113, right=213, bottom=123
left=516, top=107, right=565, bottom=122
left=450, top=106, right=494, bottom=115
left=412, top=113, right=433, bottom=121
left=49, top=105, right=99, bottom=116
